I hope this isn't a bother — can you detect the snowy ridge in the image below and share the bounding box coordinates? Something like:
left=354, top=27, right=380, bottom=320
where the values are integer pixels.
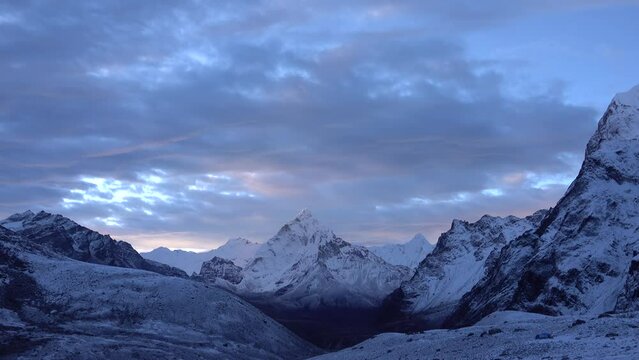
left=368, top=233, right=433, bottom=269
left=613, top=84, right=639, bottom=108
left=0, top=210, right=186, bottom=277
left=393, top=210, right=547, bottom=327
left=141, top=237, right=260, bottom=274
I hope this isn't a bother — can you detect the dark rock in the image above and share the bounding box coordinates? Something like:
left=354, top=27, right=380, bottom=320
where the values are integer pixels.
left=198, top=257, right=243, bottom=284
left=571, top=319, right=586, bottom=327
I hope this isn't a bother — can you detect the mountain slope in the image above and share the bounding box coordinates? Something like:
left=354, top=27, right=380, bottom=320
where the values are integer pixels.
left=368, top=233, right=433, bottom=269
left=384, top=211, right=547, bottom=329
left=447, top=84, right=639, bottom=327
left=141, top=238, right=260, bottom=274
left=0, top=225, right=318, bottom=359
left=1, top=211, right=186, bottom=277
left=311, top=311, right=639, bottom=360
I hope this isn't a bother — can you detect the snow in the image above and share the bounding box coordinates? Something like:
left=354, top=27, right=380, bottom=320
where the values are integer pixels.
left=475, top=311, right=552, bottom=326
left=613, top=84, right=639, bottom=108
left=141, top=237, right=260, bottom=274
left=0, top=210, right=35, bottom=231
left=367, top=233, right=433, bottom=269
left=312, top=312, right=639, bottom=360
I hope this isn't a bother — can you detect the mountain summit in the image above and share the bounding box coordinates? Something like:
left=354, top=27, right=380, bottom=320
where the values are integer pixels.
left=233, top=210, right=410, bottom=308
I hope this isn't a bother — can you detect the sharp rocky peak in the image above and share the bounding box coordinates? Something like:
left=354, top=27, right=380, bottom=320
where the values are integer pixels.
left=409, top=233, right=427, bottom=244
left=6, top=209, right=36, bottom=221
left=578, top=83, right=639, bottom=183
left=2, top=210, right=77, bottom=232
left=293, top=208, right=315, bottom=222
left=276, top=209, right=329, bottom=240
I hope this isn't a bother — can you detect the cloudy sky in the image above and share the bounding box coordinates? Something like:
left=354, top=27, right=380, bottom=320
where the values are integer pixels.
left=1, top=1, right=638, bottom=251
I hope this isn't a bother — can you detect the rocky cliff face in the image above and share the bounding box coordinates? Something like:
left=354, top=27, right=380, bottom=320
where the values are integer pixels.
left=199, top=256, right=244, bottom=284
left=615, top=254, right=639, bottom=312
left=1, top=211, right=186, bottom=277
left=447, top=85, right=639, bottom=327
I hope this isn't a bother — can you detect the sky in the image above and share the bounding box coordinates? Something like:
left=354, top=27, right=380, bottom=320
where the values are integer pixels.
left=1, top=1, right=639, bottom=251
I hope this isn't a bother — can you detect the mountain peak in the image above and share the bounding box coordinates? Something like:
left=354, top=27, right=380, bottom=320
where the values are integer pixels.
left=408, top=233, right=427, bottom=245
left=21, top=209, right=35, bottom=217
left=613, top=84, right=639, bottom=108
left=151, top=246, right=172, bottom=252
left=582, top=84, right=639, bottom=181
left=6, top=210, right=35, bottom=221
left=295, top=208, right=314, bottom=221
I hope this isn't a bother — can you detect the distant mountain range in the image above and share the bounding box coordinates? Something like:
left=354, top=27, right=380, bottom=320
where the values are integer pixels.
left=141, top=224, right=432, bottom=277
left=141, top=237, right=260, bottom=275
left=368, top=233, right=433, bottom=269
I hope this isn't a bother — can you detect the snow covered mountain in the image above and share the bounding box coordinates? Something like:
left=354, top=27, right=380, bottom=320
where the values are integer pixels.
left=1, top=210, right=186, bottom=277
left=447, top=84, right=639, bottom=327
left=384, top=211, right=547, bottom=328
left=141, top=237, right=260, bottom=274
left=231, top=209, right=411, bottom=309
left=368, top=233, right=433, bottom=269
left=0, top=225, right=317, bottom=359
left=195, top=210, right=413, bottom=349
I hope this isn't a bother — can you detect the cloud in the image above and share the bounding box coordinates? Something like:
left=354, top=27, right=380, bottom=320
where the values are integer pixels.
left=0, top=0, right=629, bottom=248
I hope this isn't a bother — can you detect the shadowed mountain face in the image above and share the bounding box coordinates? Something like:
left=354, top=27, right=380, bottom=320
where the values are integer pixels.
left=380, top=210, right=548, bottom=331
left=446, top=85, right=639, bottom=327
left=1, top=211, right=186, bottom=277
